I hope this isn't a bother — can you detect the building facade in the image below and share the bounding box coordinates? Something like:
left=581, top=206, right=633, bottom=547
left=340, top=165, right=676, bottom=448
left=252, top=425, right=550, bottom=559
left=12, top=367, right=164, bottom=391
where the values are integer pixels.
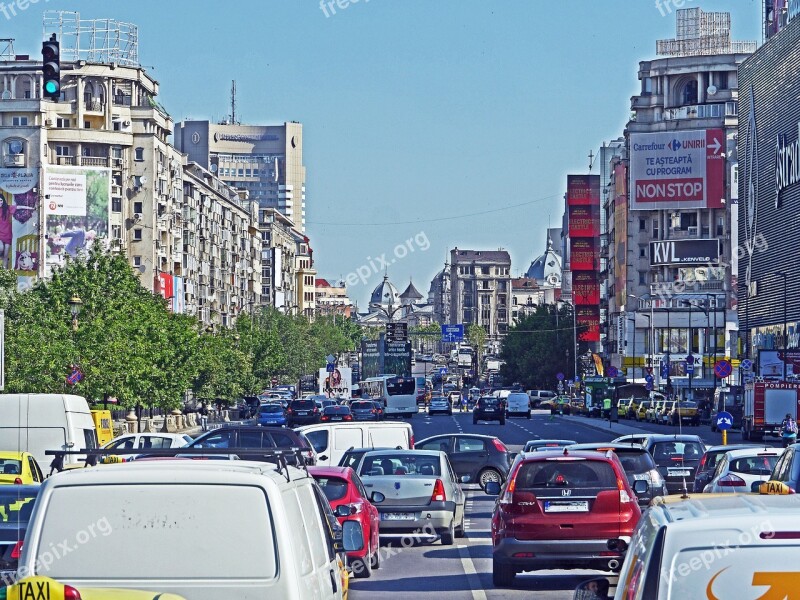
left=315, top=278, right=354, bottom=319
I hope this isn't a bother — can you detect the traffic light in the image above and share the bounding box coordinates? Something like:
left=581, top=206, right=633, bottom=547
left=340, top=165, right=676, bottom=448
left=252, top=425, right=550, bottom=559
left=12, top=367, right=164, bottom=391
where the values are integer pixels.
left=42, top=34, right=60, bottom=101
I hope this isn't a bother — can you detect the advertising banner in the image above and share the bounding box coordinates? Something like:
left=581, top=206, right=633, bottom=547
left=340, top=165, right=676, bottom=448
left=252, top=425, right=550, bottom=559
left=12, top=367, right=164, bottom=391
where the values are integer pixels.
left=566, top=174, right=601, bottom=206
left=173, top=276, right=185, bottom=314
left=572, top=271, right=600, bottom=306
left=156, top=272, right=173, bottom=305
left=613, top=163, right=628, bottom=307
left=361, top=340, right=381, bottom=380
left=569, top=238, right=598, bottom=271
left=630, top=129, right=725, bottom=210
left=319, top=367, right=353, bottom=398
left=567, top=204, right=601, bottom=238
left=384, top=340, right=412, bottom=377
left=43, top=166, right=110, bottom=277
left=758, top=350, right=800, bottom=378
left=0, top=168, right=39, bottom=290
left=576, top=305, right=601, bottom=342
left=649, top=239, right=721, bottom=266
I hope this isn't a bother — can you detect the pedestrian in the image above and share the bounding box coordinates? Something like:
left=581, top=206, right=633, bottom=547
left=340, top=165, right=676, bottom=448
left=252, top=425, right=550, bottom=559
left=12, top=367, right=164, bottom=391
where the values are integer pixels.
left=781, top=413, right=798, bottom=448
left=199, top=403, right=209, bottom=432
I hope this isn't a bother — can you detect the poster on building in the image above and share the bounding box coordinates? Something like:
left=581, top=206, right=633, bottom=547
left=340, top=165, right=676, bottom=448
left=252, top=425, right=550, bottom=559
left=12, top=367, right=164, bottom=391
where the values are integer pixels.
left=384, top=340, right=412, bottom=377
left=566, top=174, right=601, bottom=207
left=630, top=129, right=725, bottom=210
left=576, top=305, right=601, bottom=342
left=173, top=276, right=185, bottom=314
left=0, top=168, right=39, bottom=290
left=318, top=367, right=353, bottom=398
left=567, top=204, right=601, bottom=238
left=156, top=272, right=174, bottom=306
left=43, top=166, right=110, bottom=277
left=613, top=163, right=628, bottom=308
left=572, top=271, right=600, bottom=306
left=361, top=340, right=381, bottom=380
left=569, top=238, right=599, bottom=271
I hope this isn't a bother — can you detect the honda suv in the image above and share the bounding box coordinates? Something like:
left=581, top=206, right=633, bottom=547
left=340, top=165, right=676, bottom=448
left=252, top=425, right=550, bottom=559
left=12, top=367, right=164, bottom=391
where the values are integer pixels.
left=473, top=396, right=505, bottom=425
left=485, top=449, right=646, bottom=587
left=287, top=399, right=321, bottom=427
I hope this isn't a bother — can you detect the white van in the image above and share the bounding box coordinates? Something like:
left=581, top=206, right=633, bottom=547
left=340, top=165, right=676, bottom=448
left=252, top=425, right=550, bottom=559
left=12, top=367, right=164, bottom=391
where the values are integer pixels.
left=505, top=392, right=531, bottom=419
left=18, top=461, right=362, bottom=599
left=0, top=394, right=97, bottom=470
left=573, top=490, right=800, bottom=599
left=297, top=421, right=414, bottom=466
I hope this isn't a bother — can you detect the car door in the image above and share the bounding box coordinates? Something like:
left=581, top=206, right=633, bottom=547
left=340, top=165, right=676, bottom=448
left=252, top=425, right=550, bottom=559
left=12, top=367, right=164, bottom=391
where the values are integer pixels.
left=451, top=436, right=490, bottom=481
left=417, top=436, right=453, bottom=457
left=443, top=455, right=465, bottom=522
left=352, top=472, right=380, bottom=551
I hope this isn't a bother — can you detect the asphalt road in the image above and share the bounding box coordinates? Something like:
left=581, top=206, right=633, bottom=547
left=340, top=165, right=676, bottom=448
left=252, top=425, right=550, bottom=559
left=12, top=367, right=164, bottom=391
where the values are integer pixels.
left=348, top=409, right=623, bottom=600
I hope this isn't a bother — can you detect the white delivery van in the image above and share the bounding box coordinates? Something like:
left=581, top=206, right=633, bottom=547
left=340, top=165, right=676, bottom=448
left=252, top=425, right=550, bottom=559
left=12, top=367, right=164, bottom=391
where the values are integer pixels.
left=0, top=394, right=96, bottom=470
left=505, top=392, right=531, bottom=419
left=18, top=461, right=361, bottom=599
left=297, top=421, right=414, bottom=466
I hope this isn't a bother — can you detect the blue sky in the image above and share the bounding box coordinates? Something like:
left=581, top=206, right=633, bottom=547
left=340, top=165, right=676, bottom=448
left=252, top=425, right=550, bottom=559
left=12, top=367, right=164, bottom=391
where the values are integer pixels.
left=9, top=1, right=762, bottom=306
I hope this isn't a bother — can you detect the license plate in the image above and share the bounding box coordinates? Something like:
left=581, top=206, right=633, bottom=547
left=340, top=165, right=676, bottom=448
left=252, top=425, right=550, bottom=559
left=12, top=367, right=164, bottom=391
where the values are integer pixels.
left=332, top=417, right=342, bottom=421
left=382, top=512, right=414, bottom=521
left=544, top=500, right=589, bottom=513
left=669, top=470, right=691, bottom=477
left=297, top=412, right=308, bottom=416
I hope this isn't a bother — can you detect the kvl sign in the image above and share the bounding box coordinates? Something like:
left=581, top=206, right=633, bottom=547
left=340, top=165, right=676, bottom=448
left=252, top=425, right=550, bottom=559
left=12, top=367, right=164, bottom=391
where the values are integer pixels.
left=775, top=122, right=800, bottom=208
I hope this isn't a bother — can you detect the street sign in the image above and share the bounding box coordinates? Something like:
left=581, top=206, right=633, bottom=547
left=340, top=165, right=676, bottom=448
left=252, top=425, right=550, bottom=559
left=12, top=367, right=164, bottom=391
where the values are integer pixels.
left=645, top=381, right=654, bottom=391
left=715, top=410, right=734, bottom=431
left=441, top=324, right=464, bottom=343
left=66, top=366, right=83, bottom=386
left=557, top=381, right=564, bottom=392
left=686, top=355, right=695, bottom=375
left=326, top=364, right=335, bottom=373
left=386, top=322, right=408, bottom=342
left=714, top=359, right=732, bottom=379
left=556, top=372, right=565, bottom=381
left=326, top=354, right=335, bottom=364
left=607, top=366, right=619, bottom=378
left=741, top=358, right=753, bottom=371
left=645, top=374, right=654, bottom=383
left=438, top=367, right=447, bottom=375
left=660, top=361, right=669, bottom=379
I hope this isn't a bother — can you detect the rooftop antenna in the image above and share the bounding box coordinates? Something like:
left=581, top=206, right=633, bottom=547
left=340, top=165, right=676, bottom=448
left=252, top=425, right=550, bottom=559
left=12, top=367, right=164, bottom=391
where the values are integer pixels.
left=0, top=39, right=15, bottom=61
left=588, top=149, right=595, bottom=172
left=230, top=80, right=237, bottom=125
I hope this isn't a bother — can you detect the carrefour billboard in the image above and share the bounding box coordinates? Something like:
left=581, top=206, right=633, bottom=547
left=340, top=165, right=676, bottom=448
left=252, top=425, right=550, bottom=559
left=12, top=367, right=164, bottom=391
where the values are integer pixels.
left=630, top=129, right=725, bottom=210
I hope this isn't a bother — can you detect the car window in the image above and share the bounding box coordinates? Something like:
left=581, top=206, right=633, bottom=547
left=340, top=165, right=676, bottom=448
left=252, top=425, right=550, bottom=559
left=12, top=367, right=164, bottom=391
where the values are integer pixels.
left=138, top=436, right=170, bottom=449
left=239, top=430, right=264, bottom=447
left=418, top=438, right=450, bottom=453
left=339, top=451, right=362, bottom=470
left=313, top=475, right=350, bottom=502
left=311, top=484, right=338, bottom=563
left=83, top=429, right=98, bottom=450
left=191, top=430, right=234, bottom=449
left=0, top=458, right=21, bottom=476
left=352, top=473, right=369, bottom=498
left=615, top=451, right=655, bottom=475
left=702, top=450, right=727, bottom=472
left=28, top=456, right=42, bottom=482
left=651, top=441, right=704, bottom=463
left=360, top=454, right=441, bottom=476
left=270, top=432, right=296, bottom=448
left=515, top=459, right=618, bottom=490
left=305, top=430, right=329, bottom=454
left=106, top=437, right=135, bottom=450
left=773, top=448, right=794, bottom=482
left=728, top=455, right=778, bottom=476
left=456, top=437, right=486, bottom=453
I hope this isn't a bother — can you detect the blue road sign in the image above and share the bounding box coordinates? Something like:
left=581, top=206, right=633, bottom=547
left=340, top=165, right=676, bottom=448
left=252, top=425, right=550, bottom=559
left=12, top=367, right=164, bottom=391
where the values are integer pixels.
left=686, top=355, right=695, bottom=375
left=714, top=359, right=732, bottom=379
left=556, top=372, right=565, bottom=381
left=715, top=411, right=734, bottom=431
left=326, top=363, right=335, bottom=373
left=741, top=358, right=753, bottom=372
left=441, top=324, right=464, bottom=343
left=645, top=381, right=654, bottom=391
left=607, top=366, right=619, bottom=378
left=660, top=361, right=669, bottom=379
left=438, top=367, right=447, bottom=375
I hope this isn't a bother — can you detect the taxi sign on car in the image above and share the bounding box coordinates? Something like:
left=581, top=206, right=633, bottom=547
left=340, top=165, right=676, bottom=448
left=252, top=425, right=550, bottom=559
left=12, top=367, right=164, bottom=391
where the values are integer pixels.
left=759, top=480, right=793, bottom=495
left=4, top=576, right=188, bottom=599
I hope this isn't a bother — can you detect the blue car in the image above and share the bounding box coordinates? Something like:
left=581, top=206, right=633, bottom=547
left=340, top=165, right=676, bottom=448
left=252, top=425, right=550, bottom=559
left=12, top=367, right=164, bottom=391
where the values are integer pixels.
left=258, top=403, right=287, bottom=427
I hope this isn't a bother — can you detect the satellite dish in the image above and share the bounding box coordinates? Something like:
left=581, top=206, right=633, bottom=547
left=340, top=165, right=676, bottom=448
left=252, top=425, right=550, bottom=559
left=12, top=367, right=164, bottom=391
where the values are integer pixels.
left=707, top=85, right=717, bottom=96
left=210, top=164, right=218, bottom=173
left=137, top=264, right=146, bottom=273
left=140, top=175, right=149, bottom=185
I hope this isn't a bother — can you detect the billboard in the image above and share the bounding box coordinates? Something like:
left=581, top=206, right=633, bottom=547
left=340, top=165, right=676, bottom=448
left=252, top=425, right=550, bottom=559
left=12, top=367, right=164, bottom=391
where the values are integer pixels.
left=361, top=340, right=381, bottom=380
left=318, top=367, right=353, bottom=398
left=43, top=166, right=111, bottom=277
left=567, top=174, right=601, bottom=342
left=567, top=204, right=601, bottom=238
left=576, top=305, right=601, bottom=342
left=572, top=271, right=600, bottom=306
left=566, top=175, right=601, bottom=206
left=613, top=163, right=628, bottom=307
left=649, top=239, right=721, bottom=266
left=0, top=168, right=39, bottom=290
left=569, top=238, right=599, bottom=271
left=384, top=340, right=412, bottom=377
left=630, top=129, right=725, bottom=210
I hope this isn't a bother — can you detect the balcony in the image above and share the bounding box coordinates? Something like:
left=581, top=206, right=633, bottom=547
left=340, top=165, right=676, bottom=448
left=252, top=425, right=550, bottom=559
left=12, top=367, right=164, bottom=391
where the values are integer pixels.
left=668, top=226, right=698, bottom=240
left=84, top=99, right=105, bottom=113
left=80, top=157, right=110, bottom=168
left=3, top=154, right=24, bottom=168
left=660, top=102, right=737, bottom=122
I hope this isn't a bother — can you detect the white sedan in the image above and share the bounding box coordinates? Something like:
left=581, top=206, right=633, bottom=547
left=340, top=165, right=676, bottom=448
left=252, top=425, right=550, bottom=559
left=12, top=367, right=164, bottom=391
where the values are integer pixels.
left=103, top=433, right=193, bottom=453
left=703, top=448, right=783, bottom=493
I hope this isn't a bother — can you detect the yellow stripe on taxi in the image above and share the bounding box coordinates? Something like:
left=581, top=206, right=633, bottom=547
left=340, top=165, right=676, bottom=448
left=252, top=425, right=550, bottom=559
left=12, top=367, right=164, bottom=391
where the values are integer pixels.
left=3, top=577, right=187, bottom=600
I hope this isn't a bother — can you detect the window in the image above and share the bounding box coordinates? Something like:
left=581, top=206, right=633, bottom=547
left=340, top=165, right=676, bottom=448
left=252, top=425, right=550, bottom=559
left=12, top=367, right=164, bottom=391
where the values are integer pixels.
left=133, top=229, right=143, bottom=241
left=112, top=147, right=123, bottom=159
left=640, top=246, right=647, bottom=258
left=111, top=225, right=121, bottom=240
left=455, top=437, right=486, bottom=453
left=55, top=145, right=70, bottom=156
left=304, top=429, right=329, bottom=454
left=134, top=147, right=144, bottom=161
left=11, top=116, right=28, bottom=126
left=639, top=218, right=647, bottom=231
left=84, top=121, right=90, bottom=129
left=111, top=197, right=122, bottom=212
left=652, top=219, right=660, bottom=238
left=56, top=118, right=70, bottom=128
left=132, top=256, right=142, bottom=267
left=5, top=139, right=23, bottom=156
left=680, top=79, right=698, bottom=105
left=133, top=201, right=143, bottom=214
left=679, top=213, right=698, bottom=229
left=718, top=71, right=729, bottom=90
left=639, top=271, right=647, bottom=285
left=716, top=216, right=724, bottom=237
left=642, top=77, right=653, bottom=95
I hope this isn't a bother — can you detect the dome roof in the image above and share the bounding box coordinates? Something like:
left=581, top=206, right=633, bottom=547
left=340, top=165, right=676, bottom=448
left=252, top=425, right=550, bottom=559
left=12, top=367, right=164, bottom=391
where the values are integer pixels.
left=400, top=280, right=424, bottom=301
left=526, top=236, right=562, bottom=286
left=369, top=274, right=401, bottom=308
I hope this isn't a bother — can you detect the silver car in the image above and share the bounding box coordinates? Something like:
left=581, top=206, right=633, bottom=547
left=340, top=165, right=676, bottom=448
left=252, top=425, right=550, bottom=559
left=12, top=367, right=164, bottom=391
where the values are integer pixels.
left=428, top=396, right=452, bottom=415
left=356, top=449, right=466, bottom=545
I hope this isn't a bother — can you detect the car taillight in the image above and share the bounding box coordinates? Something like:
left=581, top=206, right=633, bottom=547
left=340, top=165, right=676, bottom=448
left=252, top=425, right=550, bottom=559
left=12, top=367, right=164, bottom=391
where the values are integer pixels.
left=698, top=453, right=708, bottom=470
left=64, top=585, right=82, bottom=600
left=10, top=540, right=22, bottom=559
left=492, top=438, right=508, bottom=453
left=13, top=478, right=22, bottom=485
left=321, top=415, right=330, bottom=422
left=718, top=474, right=746, bottom=487
left=410, top=435, right=415, bottom=449
left=371, top=409, right=377, bottom=414
left=617, top=477, right=634, bottom=503
left=431, top=478, right=446, bottom=502
left=500, top=477, right=516, bottom=505
left=313, top=408, right=319, bottom=413
left=344, top=415, right=353, bottom=421
left=287, top=408, right=293, bottom=414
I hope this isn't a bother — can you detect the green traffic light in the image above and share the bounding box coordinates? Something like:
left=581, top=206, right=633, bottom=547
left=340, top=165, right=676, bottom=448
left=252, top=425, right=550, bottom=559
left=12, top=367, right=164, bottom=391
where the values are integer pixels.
left=44, top=80, right=59, bottom=94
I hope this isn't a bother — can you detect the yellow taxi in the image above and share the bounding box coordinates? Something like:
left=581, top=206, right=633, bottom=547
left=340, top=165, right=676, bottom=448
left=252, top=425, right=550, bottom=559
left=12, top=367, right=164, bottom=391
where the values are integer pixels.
left=4, top=576, right=187, bottom=599
left=646, top=398, right=664, bottom=422
left=0, top=452, right=44, bottom=485
left=634, top=399, right=651, bottom=422
left=668, top=400, right=700, bottom=426
left=626, top=397, right=641, bottom=419
left=659, top=400, right=675, bottom=424
left=617, top=398, right=631, bottom=419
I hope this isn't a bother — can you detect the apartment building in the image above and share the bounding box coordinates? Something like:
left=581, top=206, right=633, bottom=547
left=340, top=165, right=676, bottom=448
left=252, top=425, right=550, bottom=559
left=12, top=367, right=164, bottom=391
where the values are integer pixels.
left=315, top=278, right=354, bottom=319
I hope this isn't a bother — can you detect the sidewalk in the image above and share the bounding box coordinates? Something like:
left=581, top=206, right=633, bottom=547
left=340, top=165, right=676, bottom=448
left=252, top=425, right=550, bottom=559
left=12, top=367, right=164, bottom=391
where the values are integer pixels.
left=558, top=414, right=655, bottom=437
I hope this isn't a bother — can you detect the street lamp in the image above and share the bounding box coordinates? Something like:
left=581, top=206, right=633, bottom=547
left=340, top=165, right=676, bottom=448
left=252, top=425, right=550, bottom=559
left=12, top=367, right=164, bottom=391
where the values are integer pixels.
left=69, top=295, right=83, bottom=331
left=560, top=299, right=578, bottom=382
left=629, top=294, right=655, bottom=385
left=775, top=272, right=788, bottom=380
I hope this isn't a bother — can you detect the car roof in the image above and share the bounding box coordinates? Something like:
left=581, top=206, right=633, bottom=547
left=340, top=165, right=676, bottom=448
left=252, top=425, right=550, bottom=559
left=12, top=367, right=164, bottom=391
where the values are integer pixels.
left=703, top=443, right=768, bottom=453
left=362, top=449, right=441, bottom=458
left=0, top=451, right=30, bottom=459
left=646, top=434, right=705, bottom=443
left=720, top=447, right=783, bottom=459
left=418, top=433, right=500, bottom=443
left=307, top=466, right=354, bottom=478
left=525, top=439, right=576, bottom=446
left=518, top=449, right=619, bottom=462
left=568, top=443, right=649, bottom=453
left=649, top=494, right=800, bottom=526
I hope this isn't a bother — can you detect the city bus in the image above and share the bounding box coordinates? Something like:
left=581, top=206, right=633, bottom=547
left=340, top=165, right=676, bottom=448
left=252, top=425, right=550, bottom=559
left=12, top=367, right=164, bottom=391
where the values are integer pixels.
left=359, top=375, right=419, bottom=418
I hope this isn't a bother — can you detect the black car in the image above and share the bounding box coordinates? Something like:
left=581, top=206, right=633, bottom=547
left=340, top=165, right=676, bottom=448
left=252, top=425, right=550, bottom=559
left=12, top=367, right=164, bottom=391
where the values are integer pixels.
left=320, top=405, right=353, bottom=422
left=286, top=399, right=321, bottom=427
left=186, top=425, right=316, bottom=465
left=0, top=485, right=39, bottom=588
left=350, top=400, right=382, bottom=421
left=693, top=443, right=765, bottom=492
left=567, top=443, right=668, bottom=507
left=473, top=396, right=505, bottom=425
left=642, top=434, right=705, bottom=494
left=416, top=433, right=512, bottom=487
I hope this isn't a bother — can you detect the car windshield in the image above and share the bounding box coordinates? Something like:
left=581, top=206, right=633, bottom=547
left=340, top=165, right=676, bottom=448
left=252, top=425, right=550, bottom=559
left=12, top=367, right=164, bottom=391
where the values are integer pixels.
left=260, top=404, right=283, bottom=413
left=324, top=406, right=350, bottom=414
left=478, top=399, right=499, bottom=408
left=652, top=441, right=704, bottom=464
left=515, top=459, right=617, bottom=491
left=728, top=454, right=779, bottom=476
left=614, top=450, right=656, bottom=475
left=430, top=396, right=447, bottom=404
left=678, top=401, right=698, bottom=409
left=312, top=475, right=349, bottom=502
left=387, top=378, right=415, bottom=395
left=351, top=402, right=373, bottom=410
left=292, top=400, right=315, bottom=410
left=360, top=454, right=441, bottom=477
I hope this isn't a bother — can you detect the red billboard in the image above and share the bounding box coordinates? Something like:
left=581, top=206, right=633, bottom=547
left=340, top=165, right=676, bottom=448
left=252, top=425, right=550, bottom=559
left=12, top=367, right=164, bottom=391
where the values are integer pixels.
left=567, top=174, right=601, bottom=206
left=568, top=174, right=601, bottom=342
left=568, top=205, right=601, bottom=238
left=576, top=306, right=601, bottom=342
left=572, top=271, right=600, bottom=306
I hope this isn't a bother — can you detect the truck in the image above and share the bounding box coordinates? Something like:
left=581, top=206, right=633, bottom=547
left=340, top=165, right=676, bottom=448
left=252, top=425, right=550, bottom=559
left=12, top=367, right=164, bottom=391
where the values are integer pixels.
left=742, top=381, right=800, bottom=441
left=485, top=358, right=502, bottom=372
left=457, top=346, right=473, bottom=368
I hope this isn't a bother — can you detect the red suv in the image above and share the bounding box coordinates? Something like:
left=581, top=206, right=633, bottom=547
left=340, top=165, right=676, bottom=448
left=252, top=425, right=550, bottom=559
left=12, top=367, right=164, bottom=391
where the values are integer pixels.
left=485, top=449, right=647, bottom=587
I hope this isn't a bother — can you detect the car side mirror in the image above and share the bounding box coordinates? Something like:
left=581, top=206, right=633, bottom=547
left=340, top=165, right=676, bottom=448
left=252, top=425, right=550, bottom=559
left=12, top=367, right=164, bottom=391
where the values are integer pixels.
left=484, top=481, right=501, bottom=495
left=339, top=520, right=364, bottom=553
left=370, top=491, right=385, bottom=503
left=573, top=578, right=612, bottom=599
left=334, top=504, right=356, bottom=517
left=633, top=480, right=650, bottom=495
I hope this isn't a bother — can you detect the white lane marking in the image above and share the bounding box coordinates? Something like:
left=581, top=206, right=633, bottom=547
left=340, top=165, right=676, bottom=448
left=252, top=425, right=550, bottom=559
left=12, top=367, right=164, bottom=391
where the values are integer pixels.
left=457, top=544, right=488, bottom=600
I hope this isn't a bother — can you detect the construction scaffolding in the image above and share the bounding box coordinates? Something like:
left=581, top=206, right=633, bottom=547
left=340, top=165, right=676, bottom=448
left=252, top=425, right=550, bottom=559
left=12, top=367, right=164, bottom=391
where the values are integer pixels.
left=657, top=8, right=757, bottom=57
left=42, top=10, right=139, bottom=67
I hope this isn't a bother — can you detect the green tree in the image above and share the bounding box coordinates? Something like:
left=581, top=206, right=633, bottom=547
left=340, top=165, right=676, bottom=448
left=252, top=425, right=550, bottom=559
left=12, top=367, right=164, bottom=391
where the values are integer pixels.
left=466, top=324, right=487, bottom=376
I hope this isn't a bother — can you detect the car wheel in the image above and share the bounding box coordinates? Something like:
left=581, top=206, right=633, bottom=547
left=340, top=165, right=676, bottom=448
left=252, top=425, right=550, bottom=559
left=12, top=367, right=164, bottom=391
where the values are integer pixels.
left=352, top=549, right=373, bottom=579
left=473, top=418, right=478, bottom=425
left=455, top=511, right=466, bottom=538
left=493, top=558, right=515, bottom=587
left=526, top=411, right=531, bottom=419
left=478, top=468, right=502, bottom=487
left=499, top=418, right=506, bottom=426
left=440, top=518, right=455, bottom=545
